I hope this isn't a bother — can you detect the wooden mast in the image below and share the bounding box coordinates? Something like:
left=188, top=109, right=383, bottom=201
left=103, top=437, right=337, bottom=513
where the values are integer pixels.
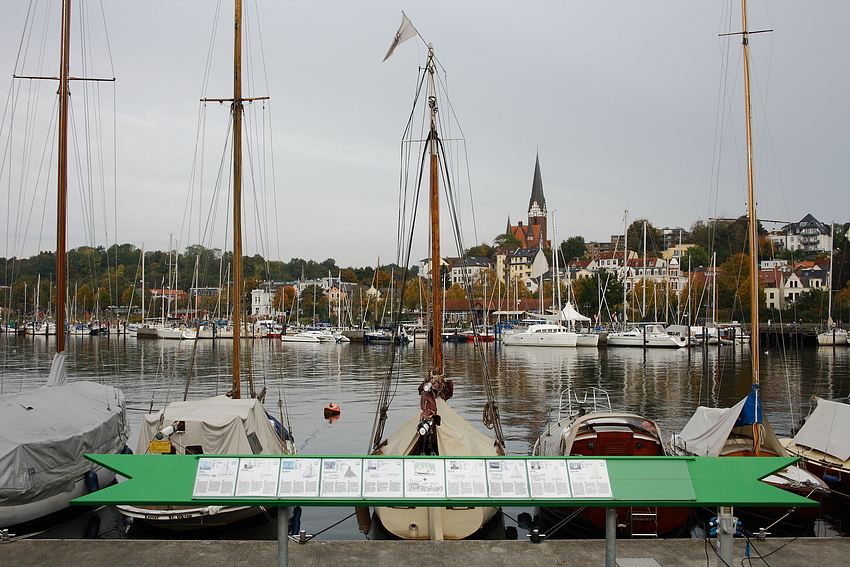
left=56, top=0, right=71, bottom=355
left=231, top=0, right=244, bottom=399
left=426, top=45, right=442, bottom=381
left=740, top=0, right=761, bottom=454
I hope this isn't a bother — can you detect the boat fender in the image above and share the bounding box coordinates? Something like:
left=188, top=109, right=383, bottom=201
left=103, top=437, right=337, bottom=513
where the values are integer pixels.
left=323, top=403, right=341, bottom=418
left=289, top=506, right=302, bottom=536
left=85, top=470, right=100, bottom=494
left=822, top=474, right=841, bottom=488
left=121, top=445, right=133, bottom=454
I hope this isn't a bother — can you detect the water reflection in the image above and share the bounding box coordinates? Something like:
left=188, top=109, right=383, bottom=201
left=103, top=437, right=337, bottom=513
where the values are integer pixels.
left=2, top=334, right=848, bottom=539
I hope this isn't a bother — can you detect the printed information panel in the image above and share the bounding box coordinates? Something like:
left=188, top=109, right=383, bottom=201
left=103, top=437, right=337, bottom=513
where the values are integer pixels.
left=192, top=456, right=613, bottom=500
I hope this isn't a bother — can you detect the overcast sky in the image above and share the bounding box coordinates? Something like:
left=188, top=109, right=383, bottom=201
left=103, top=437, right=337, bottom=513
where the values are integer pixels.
left=2, top=1, right=848, bottom=268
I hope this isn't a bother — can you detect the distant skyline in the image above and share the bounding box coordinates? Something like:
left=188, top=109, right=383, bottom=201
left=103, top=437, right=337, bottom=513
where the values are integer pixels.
left=1, top=1, right=847, bottom=268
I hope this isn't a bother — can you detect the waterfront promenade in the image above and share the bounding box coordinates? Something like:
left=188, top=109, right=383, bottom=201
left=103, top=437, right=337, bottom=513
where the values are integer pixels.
left=5, top=538, right=850, bottom=567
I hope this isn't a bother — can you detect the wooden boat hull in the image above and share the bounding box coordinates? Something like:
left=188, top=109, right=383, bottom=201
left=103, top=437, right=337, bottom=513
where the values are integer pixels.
left=371, top=505, right=503, bottom=540
left=538, top=504, right=691, bottom=538
left=117, top=503, right=266, bottom=531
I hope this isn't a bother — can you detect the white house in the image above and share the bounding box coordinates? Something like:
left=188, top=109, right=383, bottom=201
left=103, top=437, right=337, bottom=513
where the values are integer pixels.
left=251, top=288, right=277, bottom=317
left=449, top=256, right=491, bottom=285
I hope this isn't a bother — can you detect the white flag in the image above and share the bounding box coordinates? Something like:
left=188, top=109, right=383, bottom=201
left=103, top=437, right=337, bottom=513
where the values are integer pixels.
left=383, top=12, right=419, bottom=61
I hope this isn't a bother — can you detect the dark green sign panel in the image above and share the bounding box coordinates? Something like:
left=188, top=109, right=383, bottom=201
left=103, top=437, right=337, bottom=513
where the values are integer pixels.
left=72, top=454, right=816, bottom=508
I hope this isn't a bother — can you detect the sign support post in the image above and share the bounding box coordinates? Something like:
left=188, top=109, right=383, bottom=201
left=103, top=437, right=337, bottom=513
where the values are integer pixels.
left=605, top=507, right=616, bottom=567
left=278, top=506, right=291, bottom=567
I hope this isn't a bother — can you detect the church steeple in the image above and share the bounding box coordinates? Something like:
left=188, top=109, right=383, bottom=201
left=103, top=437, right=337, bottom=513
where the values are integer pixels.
left=528, top=153, right=546, bottom=218
left=527, top=153, right=548, bottom=248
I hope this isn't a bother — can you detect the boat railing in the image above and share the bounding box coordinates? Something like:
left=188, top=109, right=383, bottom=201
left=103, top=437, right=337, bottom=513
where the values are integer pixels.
left=555, top=386, right=613, bottom=422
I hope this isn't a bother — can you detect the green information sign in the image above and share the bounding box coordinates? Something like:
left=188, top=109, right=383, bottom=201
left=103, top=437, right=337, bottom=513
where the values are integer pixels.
left=73, top=454, right=816, bottom=509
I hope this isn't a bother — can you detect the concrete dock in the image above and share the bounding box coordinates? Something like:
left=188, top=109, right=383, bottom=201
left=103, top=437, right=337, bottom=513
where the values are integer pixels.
left=4, top=538, right=849, bottom=567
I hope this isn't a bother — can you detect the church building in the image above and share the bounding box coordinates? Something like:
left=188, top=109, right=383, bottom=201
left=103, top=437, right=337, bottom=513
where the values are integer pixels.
left=506, top=154, right=550, bottom=249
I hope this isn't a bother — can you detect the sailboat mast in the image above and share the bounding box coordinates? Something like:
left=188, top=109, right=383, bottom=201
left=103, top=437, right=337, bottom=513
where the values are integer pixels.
left=231, top=0, right=244, bottom=399
left=741, top=0, right=760, bottom=385
left=427, top=45, right=443, bottom=379
left=56, top=0, right=71, bottom=354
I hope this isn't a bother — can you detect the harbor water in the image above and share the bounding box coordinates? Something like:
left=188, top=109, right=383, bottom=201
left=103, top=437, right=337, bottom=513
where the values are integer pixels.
left=2, top=334, right=848, bottom=540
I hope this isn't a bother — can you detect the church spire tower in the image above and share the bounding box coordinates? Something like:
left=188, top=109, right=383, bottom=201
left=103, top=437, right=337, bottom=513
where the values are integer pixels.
left=527, top=153, right=548, bottom=248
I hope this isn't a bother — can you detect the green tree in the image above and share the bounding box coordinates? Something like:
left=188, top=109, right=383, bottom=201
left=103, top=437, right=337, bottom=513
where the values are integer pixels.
left=464, top=243, right=494, bottom=258
left=493, top=233, right=523, bottom=249
left=626, top=219, right=663, bottom=256
left=574, top=270, right=623, bottom=321
left=559, top=236, right=587, bottom=262
left=681, top=246, right=711, bottom=270
left=299, top=285, right=328, bottom=323
left=77, top=284, right=95, bottom=311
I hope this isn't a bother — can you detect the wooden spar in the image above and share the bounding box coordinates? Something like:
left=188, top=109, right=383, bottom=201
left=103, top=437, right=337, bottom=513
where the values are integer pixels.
left=427, top=46, right=443, bottom=380
left=56, top=0, right=71, bottom=355
left=231, top=0, right=243, bottom=399
left=741, top=0, right=761, bottom=454
left=742, top=0, right=759, bottom=383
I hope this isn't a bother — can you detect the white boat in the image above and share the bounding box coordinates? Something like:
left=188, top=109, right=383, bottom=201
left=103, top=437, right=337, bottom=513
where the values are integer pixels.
left=1, top=0, right=129, bottom=530
left=606, top=324, right=688, bottom=348
left=281, top=330, right=327, bottom=343
left=817, top=224, right=846, bottom=346
left=0, top=369, right=129, bottom=529
left=117, top=0, right=295, bottom=530
left=502, top=323, right=578, bottom=347
left=156, top=325, right=186, bottom=340
left=360, top=27, right=504, bottom=541
left=817, top=328, right=848, bottom=346
left=364, top=327, right=410, bottom=344
left=117, top=396, right=292, bottom=529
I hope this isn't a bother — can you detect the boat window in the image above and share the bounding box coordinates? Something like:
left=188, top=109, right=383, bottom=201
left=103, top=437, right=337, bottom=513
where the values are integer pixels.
left=247, top=431, right=263, bottom=455
left=186, top=445, right=204, bottom=455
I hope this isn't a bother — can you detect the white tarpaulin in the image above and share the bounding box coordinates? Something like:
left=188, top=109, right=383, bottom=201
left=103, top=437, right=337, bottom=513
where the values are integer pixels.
left=136, top=395, right=285, bottom=456
left=793, top=398, right=850, bottom=461
left=676, top=397, right=749, bottom=456
left=560, top=302, right=591, bottom=322
left=534, top=303, right=592, bottom=323
left=377, top=398, right=500, bottom=457
left=0, top=381, right=128, bottom=506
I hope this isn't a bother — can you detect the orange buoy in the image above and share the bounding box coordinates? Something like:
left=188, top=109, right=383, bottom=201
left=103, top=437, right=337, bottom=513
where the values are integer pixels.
left=323, top=403, right=341, bottom=418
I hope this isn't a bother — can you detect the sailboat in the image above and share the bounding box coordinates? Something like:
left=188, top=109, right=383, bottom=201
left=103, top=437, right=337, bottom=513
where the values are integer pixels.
left=0, top=0, right=130, bottom=530
left=357, top=18, right=505, bottom=540
left=817, top=223, right=848, bottom=346
left=667, top=0, right=826, bottom=531
left=532, top=388, right=691, bottom=537
left=782, top=396, right=850, bottom=500
left=116, top=0, right=295, bottom=530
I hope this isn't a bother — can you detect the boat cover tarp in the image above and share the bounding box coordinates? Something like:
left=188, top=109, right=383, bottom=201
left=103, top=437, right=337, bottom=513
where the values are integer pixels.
left=677, top=398, right=749, bottom=456
left=0, top=380, right=128, bottom=506
left=136, top=395, right=285, bottom=456
left=378, top=398, right=499, bottom=457
left=677, top=391, right=785, bottom=457
left=535, top=303, right=592, bottom=323
left=793, top=398, right=850, bottom=461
